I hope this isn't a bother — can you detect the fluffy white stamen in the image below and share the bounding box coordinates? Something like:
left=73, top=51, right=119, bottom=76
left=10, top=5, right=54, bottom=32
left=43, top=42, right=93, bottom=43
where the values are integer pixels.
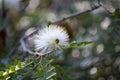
left=34, top=25, right=69, bottom=54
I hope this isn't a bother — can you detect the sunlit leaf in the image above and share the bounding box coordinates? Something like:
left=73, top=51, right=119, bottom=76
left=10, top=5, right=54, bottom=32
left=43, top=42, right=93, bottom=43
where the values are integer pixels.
left=0, top=71, right=3, bottom=76
left=69, top=41, right=94, bottom=47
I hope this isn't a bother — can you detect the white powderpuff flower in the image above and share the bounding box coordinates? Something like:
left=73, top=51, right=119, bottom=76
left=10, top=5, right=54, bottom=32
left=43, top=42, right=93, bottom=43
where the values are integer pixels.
left=34, top=25, right=69, bottom=54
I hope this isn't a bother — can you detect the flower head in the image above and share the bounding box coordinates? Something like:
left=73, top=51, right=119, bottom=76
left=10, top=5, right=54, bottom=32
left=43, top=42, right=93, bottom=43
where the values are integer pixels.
left=34, top=25, right=69, bottom=53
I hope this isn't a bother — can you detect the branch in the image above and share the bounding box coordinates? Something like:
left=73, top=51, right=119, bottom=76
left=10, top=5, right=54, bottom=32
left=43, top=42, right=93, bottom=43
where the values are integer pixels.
left=100, top=3, right=112, bottom=15
left=52, top=4, right=101, bottom=24
left=97, top=0, right=112, bottom=15
left=6, top=29, right=38, bottom=58
left=6, top=4, right=101, bottom=59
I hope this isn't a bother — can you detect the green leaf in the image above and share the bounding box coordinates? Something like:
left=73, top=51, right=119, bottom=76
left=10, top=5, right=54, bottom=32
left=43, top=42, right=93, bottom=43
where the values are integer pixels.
left=0, top=71, right=3, bottom=76
left=47, top=21, right=52, bottom=25
left=31, top=58, right=56, bottom=80
left=17, top=62, right=22, bottom=68
left=46, top=72, right=56, bottom=80
left=47, top=66, right=55, bottom=73
left=70, top=41, right=78, bottom=47
left=69, top=41, right=94, bottom=47
left=46, top=66, right=56, bottom=79
left=112, top=8, right=120, bottom=18
left=0, top=56, right=56, bottom=80
left=5, top=69, right=9, bottom=74
left=10, top=66, right=15, bottom=71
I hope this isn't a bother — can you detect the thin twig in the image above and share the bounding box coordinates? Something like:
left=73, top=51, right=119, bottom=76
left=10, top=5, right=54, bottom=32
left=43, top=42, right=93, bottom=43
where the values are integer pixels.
left=6, top=29, right=38, bottom=58
left=20, top=56, right=42, bottom=80
left=6, top=4, right=101, bottom=59
left=52, top=4, right=101, bottom=24
left=97, top=0, right=112, bottom=15
left=101, top=4, right=112, bottom=15
left=20, top=38, right=34, bottom=54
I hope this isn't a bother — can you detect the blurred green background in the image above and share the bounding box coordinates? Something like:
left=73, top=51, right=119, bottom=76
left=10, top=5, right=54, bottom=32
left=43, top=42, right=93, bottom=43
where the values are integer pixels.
left=0, top=0, right=120, bottom=80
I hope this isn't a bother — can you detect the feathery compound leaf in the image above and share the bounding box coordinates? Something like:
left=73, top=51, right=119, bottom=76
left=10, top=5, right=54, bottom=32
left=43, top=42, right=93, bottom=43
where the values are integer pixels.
left=6, top=56, right=56, bottom=80
left=31, top=58, right=56, bottom=80
left=69, top=41, right=94, bottom=47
